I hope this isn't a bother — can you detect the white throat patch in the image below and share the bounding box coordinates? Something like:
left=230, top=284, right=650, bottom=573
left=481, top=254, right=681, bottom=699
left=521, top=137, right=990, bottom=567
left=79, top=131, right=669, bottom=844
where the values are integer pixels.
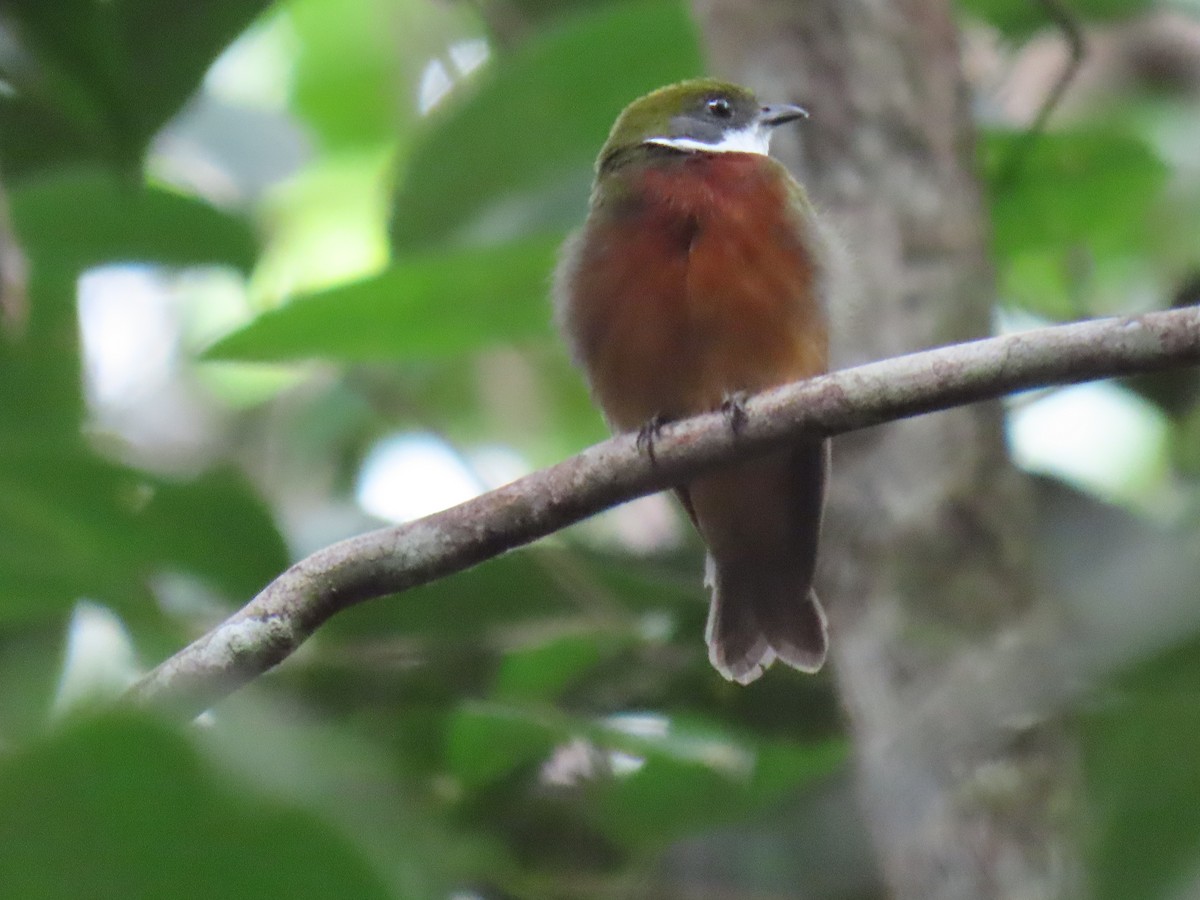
left=645, top=123, right=772, bottom=157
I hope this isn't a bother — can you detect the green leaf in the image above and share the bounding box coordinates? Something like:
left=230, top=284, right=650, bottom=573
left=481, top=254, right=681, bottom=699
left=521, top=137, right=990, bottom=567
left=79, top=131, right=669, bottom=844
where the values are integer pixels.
left=982, top=130, right=1167, bottom=318
left=205, top=235, right=558, bottom=362
left=1083, top=636, right=1200, bottom=900
left=0, top=277, right=85, bottom=451
left=446, top=699, right=845, bottom=838
left=0, top=625, right=66, bottom=743
left=0, top=450, right=288, bottom=623
left=137, top=468, right=290, bottom=601
left=0, top=0, right=275, bottom=179
left=390, top=1, right=702, bottom=250
left=591, top=722, right=845, bottom=848
left=321, top=551, right=574, bottom=642
left=495, top=0, right=616, bottom=26
left=0, top=714, right=391, bottom=900
left=494, top=631, right=623, bottom=702
left=289, top=0, right=481, bottom=152
left=984, top=130, right=1165, bottom=259
left=290, top=0, right=406, bottom=151
left=958, top=0, right=1151, bottom=39
left=10, top=168, right=258, bottom=276
left=448, top=702, right=563, bottom=787
left=1170, top=403, right=1200, bottom=476
left=0, top=175, right=273, bottom=623
left=0, top=452, right=156, bottom=622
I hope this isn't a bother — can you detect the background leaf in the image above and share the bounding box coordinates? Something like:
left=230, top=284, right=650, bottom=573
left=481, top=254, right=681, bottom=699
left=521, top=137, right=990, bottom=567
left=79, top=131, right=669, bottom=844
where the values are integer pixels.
left=0, top=714, right=392, bottom=900
left=958, top=0, right=1153, bottom=38
left=0, top=0, right=276, bottom=179
left=389, top=0, right=703, bottom=250
left=982, top=130, right=1167, bottom=318
left=10, top=168, right=258, bottom=275
left=592, top=732, right=845, bottom=849
left=1084, top=637, right=1200, bottom=900
left=206, top=235, right=559, bottom=361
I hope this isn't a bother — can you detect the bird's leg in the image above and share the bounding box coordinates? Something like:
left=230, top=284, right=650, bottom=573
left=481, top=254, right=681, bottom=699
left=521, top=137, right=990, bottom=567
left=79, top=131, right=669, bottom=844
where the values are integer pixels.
left=635, top=413, right=672, bottom=464
left=720, top=391, right=750, bottom=436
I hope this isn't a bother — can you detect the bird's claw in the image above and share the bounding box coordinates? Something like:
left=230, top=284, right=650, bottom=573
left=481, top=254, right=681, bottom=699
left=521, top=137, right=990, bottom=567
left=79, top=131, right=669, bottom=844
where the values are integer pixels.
left=636, top=414, right=670, bottom=464
left=721, top=392, right=750, bottom=435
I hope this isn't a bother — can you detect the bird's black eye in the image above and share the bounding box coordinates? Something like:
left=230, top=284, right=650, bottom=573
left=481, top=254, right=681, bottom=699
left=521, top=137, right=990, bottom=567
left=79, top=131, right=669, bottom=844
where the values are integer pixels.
left=705, top=97, right=733, bottom=118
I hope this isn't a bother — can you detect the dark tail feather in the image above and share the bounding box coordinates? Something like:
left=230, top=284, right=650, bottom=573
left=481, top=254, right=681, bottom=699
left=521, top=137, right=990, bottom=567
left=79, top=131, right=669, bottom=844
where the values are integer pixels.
left=704, top=556, right=828, bottom=684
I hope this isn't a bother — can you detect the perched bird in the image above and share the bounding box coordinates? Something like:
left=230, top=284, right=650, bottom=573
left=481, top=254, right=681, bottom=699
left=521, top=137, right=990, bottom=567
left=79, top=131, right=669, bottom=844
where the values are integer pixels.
left=555, top=79, right=833, bottom=684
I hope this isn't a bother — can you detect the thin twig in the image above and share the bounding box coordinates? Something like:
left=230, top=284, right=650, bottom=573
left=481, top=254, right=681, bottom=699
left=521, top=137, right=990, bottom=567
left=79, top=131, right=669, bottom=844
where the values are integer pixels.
left=127, top=307, right=1200, bottom=719
left=995, top=0, right=1086, bottom=191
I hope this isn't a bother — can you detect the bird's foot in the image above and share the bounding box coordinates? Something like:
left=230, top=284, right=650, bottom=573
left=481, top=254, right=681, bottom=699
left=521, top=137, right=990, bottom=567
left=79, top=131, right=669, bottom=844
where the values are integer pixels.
left=636, top=414, right=671, bottom=464
left=720, top=391, right=750, bottom=435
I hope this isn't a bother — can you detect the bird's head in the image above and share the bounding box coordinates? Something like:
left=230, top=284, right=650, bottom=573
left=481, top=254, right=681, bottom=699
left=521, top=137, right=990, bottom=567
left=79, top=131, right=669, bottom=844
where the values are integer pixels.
left=597, top=78, right=808, bottom=172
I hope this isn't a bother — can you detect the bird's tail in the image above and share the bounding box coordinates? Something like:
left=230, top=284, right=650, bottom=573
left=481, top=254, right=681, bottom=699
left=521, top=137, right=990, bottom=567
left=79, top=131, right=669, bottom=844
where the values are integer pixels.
left=704, top=555, right=828, bottom=684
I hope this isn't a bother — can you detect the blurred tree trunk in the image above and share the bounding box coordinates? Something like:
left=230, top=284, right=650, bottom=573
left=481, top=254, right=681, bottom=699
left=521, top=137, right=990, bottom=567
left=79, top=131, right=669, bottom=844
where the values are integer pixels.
left=692, top=1, right=1081, bottom=898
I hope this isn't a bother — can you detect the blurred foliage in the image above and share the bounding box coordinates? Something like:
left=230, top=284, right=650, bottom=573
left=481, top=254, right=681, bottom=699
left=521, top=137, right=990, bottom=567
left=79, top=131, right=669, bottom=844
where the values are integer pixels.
left=983, top=130, right=1168, bottom=319
left=0, top=0, right=1199, bottom=897
left=960, top=0, right=1153, bottom=39
left=0, top=0, right=277, bottom=177
left=389, top=0, right=702, bottom=250
left=12, top=169, right=258, bottom=274
left=1082, top=635, right=1200, bottom=900
left=207, top=235, right=561, bottom=361
left=0, top=714, right=393, bottom=900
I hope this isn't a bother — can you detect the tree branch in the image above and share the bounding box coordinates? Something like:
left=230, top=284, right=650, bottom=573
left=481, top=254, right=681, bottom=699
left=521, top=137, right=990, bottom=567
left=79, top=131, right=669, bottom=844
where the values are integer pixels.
left=128, top=307, right=1200, bottom=718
